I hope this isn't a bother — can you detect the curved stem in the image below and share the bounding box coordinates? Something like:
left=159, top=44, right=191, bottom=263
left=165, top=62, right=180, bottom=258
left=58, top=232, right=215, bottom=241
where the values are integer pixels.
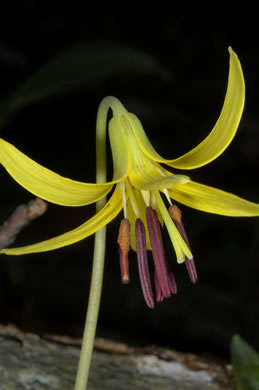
left=74, top=97, right=126, bottom=390
left=74, top=213, right=106, bottom=390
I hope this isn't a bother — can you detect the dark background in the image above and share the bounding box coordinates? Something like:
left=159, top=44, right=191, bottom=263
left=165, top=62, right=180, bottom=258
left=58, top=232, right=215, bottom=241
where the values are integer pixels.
left=0, top=7, right=258, bottom=360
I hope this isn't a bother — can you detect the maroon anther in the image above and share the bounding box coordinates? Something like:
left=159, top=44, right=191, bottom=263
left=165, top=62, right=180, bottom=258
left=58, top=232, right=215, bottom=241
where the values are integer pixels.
left=169, top=205, right=198, bottom=284
left=146, top=206, right=175, bottom=299
left=185, top=258, right=198, bottom=284
left=168, top=267, right=178, bottom=295
left=154, top=267, right=177, bottom=302
left=135, top=218, right=154, bottom=309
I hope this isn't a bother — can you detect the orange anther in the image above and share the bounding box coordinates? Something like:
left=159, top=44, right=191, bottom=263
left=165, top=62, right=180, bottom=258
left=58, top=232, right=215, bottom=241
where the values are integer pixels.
left=168, top=205, right=182, bottom=225
left=117, top=219, right=131, bottom=284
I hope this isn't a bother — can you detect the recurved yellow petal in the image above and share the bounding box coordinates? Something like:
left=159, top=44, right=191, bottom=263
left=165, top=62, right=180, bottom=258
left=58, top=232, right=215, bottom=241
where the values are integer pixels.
left=122, top=113, right=163, bottom=162
left=1, top=185, right=122, bottom=255
left=167, top=48, right=245, bottom=169
left=0, top=138, right=120, bottom=206
left=108, top=117, right=131, bottom=181
left=168, top=181, right=259, bottom=216
left=140, top=174, right=190, bottom=191
left=130, top=49, right=245, bottom=170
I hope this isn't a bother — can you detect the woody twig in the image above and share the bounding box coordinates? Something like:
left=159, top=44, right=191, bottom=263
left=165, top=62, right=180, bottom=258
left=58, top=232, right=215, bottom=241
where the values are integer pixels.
left=0, top=198, right=47, bottom=250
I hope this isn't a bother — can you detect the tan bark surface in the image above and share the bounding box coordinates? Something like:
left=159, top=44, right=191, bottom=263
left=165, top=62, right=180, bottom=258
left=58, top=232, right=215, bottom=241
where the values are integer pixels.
left=0, top=325, right=234, bottom=389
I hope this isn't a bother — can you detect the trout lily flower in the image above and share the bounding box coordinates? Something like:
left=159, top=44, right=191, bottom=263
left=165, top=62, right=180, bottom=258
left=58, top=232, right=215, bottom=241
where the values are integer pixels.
left=0, top=48, right=258, bottom=309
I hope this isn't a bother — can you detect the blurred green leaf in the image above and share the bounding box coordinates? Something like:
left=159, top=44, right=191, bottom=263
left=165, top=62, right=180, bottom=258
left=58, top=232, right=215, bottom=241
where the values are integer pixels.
left=2, top=42, right=170, bottom=116
left=231, top=334, right=259, bottom=390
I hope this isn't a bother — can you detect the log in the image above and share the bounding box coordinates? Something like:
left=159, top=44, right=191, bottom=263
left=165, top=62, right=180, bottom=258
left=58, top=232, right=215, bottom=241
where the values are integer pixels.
left=0, top=325, right=234, bottom=389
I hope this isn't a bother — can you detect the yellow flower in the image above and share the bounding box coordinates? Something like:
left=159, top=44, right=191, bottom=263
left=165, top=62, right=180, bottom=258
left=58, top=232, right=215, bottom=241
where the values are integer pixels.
left=0, top=47, right=257, bottom=308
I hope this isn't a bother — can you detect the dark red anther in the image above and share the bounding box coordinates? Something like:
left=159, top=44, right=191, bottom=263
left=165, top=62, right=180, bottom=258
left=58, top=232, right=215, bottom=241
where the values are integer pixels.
left=169, top=205, right=198, bottom=284
left=154, top=260, right=177, bottom=302
left=168, top=267, right=178, bottom=295
left=185, top=258, right=198, bottom=284
left=146, top=206, right=174, bottom=299
left=135, top=218, right=154, bottom=309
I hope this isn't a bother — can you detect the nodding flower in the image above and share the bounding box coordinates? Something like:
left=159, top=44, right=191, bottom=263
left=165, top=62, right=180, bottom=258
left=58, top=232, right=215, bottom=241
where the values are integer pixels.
left=1, top=48, right=258, bottom=307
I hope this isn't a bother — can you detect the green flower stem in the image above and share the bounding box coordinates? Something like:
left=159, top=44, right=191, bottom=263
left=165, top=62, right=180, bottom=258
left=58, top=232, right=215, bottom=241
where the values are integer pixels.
left=74, top=97, right=126, bottom=390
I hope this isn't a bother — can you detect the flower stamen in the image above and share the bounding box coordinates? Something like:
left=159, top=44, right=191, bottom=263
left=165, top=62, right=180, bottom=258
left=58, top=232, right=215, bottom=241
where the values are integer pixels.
left=163, top=188, right=172, bottom=206
left=120, top=181, right=127, bottom=218
left=154, top=265, right=177, bottom=302
left=140, top=189, right=150, bottom=207
left=117, top=218, right=131, bottom=284
left=169, top=205, right=198, bottom=284
left=135, top=218, right=154, bottom=308
left=146, top=206, right=174, bottom=299
left=154, top=190, right=192, bottom=263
